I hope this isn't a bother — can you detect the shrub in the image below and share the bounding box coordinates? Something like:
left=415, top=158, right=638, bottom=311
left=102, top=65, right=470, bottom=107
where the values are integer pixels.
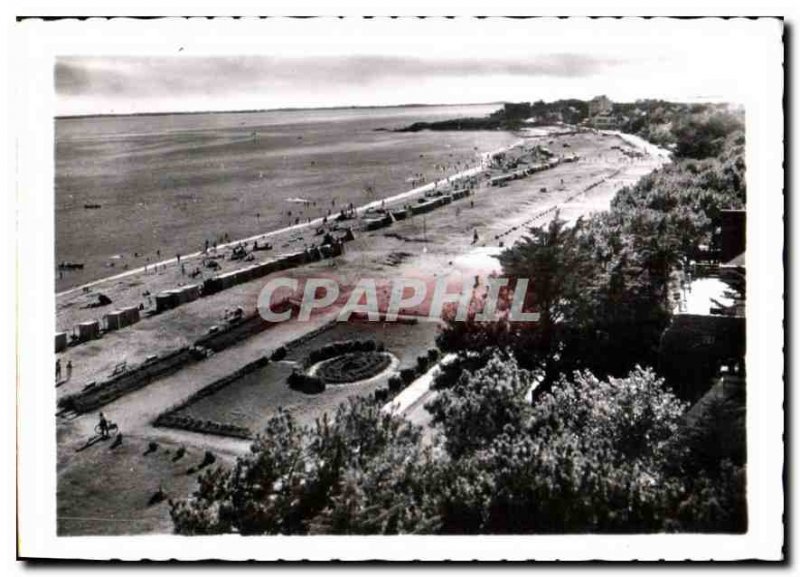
left=416, top=356, right=430, bottom=373
left=400, top=368, right=417, bottom=385
left=306, top=339, right=381, bottom=366
left=148, top=486, right=167, bottom=506
left=287, top=371, right=303, bottom=388
left=288, top=371, right=326, bottom=394
left=388, top=375, right=403, bottom=392
left=201, top=451, right=216, bottom=468
left=374, top=388, right=389, bottom=402
left=427, top=348, right=440, bottom=363
left=271, top=346, right=287, bottom=361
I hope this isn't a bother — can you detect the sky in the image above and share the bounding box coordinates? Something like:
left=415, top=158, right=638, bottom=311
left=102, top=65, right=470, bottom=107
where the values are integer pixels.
left=53, top=19, right=753, bottom=116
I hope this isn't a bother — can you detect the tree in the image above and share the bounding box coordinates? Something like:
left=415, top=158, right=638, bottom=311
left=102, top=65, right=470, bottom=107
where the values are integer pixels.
left=498, top=215, right=590, bottom=342
left=427, top=350, right=539, bottom=458
left=429, top=352, right=712, bottom=533
left=170, top=107, right=748, bottom=536
left=671, top=110, right=743, bottom=159
left=440, top=216, right=593, bottom=370
left=170, top=398, right=439, bottom=535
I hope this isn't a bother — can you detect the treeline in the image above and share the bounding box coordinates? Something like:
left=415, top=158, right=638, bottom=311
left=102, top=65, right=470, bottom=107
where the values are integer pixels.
left=395, top=98, right=743, bottom=156
left=615, top=101, right=744, bottom=156
left=169, top=112, right=747, bottom=535
left=396, top=100, right=587, bottom=132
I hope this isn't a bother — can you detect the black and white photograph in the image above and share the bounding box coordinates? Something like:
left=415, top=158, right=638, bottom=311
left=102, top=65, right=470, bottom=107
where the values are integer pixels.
left=10, top=13, right=785, bottom=562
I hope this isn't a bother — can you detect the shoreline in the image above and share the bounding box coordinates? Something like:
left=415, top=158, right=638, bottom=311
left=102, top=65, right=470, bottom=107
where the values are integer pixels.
left=55, top=139, right=523, bottom=298
left=55, top=101, right=505, bottom=120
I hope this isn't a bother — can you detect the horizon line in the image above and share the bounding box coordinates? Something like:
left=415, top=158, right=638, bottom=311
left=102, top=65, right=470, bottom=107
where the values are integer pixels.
left=54, top=101, right=508, bottom=120
left=53, top=96, right=728, bottom=120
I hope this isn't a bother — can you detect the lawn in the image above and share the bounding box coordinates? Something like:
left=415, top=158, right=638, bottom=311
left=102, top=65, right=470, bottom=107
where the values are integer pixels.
left=172, top=319, right=441, bottom=431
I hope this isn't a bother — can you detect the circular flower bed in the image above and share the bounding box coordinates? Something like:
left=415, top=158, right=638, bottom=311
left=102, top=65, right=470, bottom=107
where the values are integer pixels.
left=313, top=351, right=392, bottom=384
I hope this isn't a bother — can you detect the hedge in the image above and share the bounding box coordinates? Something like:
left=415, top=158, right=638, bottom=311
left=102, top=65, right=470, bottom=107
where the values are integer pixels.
left=288, top=372, right=326, bottom=394
left=305, top=339, right=382, bottom=368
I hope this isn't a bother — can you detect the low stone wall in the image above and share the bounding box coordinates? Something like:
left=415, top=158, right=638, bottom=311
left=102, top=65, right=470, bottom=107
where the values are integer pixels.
left=201, top=241, right=344, bottom=297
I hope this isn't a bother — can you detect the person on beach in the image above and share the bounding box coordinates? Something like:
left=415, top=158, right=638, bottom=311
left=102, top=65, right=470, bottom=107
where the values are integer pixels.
left=98, top=412, right=109, bottom=439
left=55, top=359, right=61, bottom=381
left=66, top=360, right=72, bottom=380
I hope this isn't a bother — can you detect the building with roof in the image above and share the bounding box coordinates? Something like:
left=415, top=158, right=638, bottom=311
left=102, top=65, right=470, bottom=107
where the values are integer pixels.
left=659, top=208, right=746, bottom=400
left=588, top=95, right=613, bottom=117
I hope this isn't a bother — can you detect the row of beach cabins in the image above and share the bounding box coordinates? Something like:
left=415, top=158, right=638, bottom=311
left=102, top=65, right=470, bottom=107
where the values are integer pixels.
left=361, top=187, right=474, bottom=232
left=358, top=151, right=581, bottom=236
left=488, top=154, right=580, bottom=188
left=55, top=233, right=353, bottom=353
left=55, top=305, right=143, bottom=353
left=55, top=150, right=578, bottom=353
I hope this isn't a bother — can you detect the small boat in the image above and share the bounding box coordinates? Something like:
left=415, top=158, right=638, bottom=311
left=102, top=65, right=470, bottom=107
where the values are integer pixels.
left=58, top=261, right=84, bottom=270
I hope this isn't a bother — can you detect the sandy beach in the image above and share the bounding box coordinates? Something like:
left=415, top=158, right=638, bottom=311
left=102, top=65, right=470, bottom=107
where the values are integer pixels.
left=55, top=126, right=670, bottom=535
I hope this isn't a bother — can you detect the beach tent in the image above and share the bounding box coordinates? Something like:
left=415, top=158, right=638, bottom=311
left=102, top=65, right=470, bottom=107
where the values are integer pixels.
left=155, top=291, right=180, bottom=312
left=76, top=320, right=101, bottom=341
left=121, top=306, right=142, bottom=325
left=105, top=311, right=124, bottom=331
left=175, top=285, right=200, bottom=305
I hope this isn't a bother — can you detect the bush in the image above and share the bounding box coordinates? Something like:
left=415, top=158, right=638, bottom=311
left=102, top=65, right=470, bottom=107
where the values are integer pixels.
left=201, top=451, right=216, bottom=468
left=288, top=371, right=326, bottom=394
left=388, top=375, right=403, bottom=393
left=148, top=487, right=167, bottom=506
left=427, top=348, right=440, bottom=363
left=400, top=368, right=417, bottom=385
left=287, top=371, right=302, bottom=388
left=374, top=388, right=389, bottom=402
left=271, top=346, right=287, bottom=361
left=306, top=339, right=380, bottom=366
left=416, top=356, right=430, bottom=373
